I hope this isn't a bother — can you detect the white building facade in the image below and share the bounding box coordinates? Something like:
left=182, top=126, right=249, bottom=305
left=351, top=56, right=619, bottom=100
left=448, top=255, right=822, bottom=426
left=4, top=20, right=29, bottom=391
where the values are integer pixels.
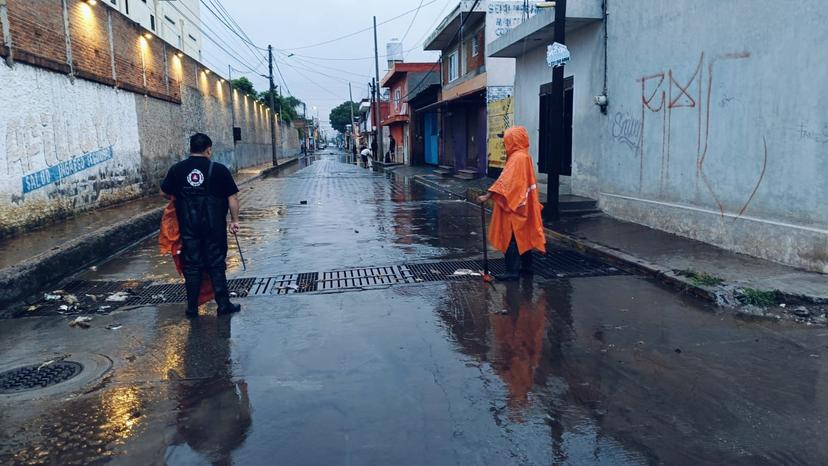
left=106, top=0, right=203, bottom=60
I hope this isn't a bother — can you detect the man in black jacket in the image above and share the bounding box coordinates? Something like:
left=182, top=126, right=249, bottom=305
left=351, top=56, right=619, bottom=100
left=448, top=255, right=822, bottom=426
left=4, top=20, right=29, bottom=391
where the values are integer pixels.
left=161, top=133, right=242, bottom=317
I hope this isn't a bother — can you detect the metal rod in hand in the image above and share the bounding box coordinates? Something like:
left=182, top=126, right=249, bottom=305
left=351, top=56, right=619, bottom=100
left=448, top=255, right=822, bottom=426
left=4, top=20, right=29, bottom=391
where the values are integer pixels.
left=480, top=202, right=489, bottom=277
left=233, top=232, right=247, bottom=271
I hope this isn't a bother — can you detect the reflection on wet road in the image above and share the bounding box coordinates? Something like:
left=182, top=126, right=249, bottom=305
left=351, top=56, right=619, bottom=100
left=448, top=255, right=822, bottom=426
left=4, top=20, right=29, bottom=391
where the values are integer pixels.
left=2, top=152, right=827, bottom=465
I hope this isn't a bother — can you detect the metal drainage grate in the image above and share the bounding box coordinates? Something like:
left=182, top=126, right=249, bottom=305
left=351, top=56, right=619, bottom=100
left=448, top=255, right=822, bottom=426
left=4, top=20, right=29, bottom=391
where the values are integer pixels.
left=408, top=259, right=506, bottom=282
left=317, top=266, right=413, bottom=291
left=248, top=273, right=319, bottom=296
left=136, top=278, right=255, bottom=304
left=0, top=362, right=84, bottom=394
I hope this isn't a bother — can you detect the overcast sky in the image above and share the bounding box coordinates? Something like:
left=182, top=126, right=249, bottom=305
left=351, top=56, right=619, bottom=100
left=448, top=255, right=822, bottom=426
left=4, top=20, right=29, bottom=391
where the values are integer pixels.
left=200, top=0, right=456, bottom=134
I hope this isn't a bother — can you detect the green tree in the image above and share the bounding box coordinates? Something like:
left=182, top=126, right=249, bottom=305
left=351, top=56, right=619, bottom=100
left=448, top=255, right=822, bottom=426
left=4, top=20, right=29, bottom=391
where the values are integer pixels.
left=329, top=101, right=359, bottom=134
left=230, top=76, right=257, bottom=96
left=259, top=90, right=304, bottom=123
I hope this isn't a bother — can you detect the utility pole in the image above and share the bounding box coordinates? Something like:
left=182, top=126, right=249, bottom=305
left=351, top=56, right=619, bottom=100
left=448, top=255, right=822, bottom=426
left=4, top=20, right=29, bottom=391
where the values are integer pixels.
left=543, top=0, right=566, bottom=222
left=228, top=65, right=235, bottom=141
left=348, top=82, right=356, bottom=155
left=370, top=79, right=380, bottom=164
left=268, top=45, right=279, bottom=168
left=372, top=16, right=383, bottom=167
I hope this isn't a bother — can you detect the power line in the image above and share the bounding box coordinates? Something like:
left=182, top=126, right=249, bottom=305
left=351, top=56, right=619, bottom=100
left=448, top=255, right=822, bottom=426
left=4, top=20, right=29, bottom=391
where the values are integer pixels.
left=277, top=0, right=440, bottom=52
left=273, top=60, right=292, bottom=96
left=398, top=0, right=481, bottom=103
left=165, top=1, right=264, bottom=75
left=401, top=0, right=426, bottom=44
left=279, top=61, right=341, bottom=98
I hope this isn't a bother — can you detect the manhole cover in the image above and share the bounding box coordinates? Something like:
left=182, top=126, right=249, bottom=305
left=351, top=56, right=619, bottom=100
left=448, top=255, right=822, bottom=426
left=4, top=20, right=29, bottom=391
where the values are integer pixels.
left=0, top=361, right=83, bottom=394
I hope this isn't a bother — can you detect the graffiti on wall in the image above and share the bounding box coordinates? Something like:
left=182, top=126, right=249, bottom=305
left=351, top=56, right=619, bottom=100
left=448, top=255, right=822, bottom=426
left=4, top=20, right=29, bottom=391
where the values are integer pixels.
left=634, top=51, right=767, bottom=217
left=487, top=86, right=514, bottom=169
left=611, top=112, right=642, bottom=154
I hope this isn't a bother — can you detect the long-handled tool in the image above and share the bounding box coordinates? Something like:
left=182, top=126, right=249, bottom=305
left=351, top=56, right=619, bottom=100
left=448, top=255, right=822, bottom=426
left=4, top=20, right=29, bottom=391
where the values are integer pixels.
left=232, top=232, right=247, bottom=271
left=480, top=202, right=493, bottom=283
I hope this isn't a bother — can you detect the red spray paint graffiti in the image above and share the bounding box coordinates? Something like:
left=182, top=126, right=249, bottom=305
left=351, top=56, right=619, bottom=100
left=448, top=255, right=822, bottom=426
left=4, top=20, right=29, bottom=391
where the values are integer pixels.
left=636, top=51, right=767, bottom=218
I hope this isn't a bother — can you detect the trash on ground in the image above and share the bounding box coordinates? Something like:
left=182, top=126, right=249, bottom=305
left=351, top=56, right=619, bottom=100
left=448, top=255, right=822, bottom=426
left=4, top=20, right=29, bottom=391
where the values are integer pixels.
left=300, top=200, right=308, bottom=205
left=452, top=269, right=481, bottom=276
left=106, top=291, right=132, bottom=302
left=69, top=316, right=92, bottom=328
left=37, top=360, right=55, bottom=371
left=62, top=294, right=79, bottom=305
left=27, top=305, right=38, bottom=312
left=151, top=294, right=166, bottom=301
left=98, top=305, right=112, bottom=312
left=230, top=291, right=238, bottom=297
left=85, top=294, right=98, bottom=302
left=59, top=305, right=70, bottom=311
left=44, top=293, right=61, bottom=301
left=106, top=323, right=123, bottom=330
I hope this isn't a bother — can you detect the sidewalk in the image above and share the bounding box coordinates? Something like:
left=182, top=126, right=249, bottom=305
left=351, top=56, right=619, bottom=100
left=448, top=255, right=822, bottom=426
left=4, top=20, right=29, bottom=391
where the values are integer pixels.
left=0, top=158, right=298, bottom=311
left=391, top=165, right=827, bottom=306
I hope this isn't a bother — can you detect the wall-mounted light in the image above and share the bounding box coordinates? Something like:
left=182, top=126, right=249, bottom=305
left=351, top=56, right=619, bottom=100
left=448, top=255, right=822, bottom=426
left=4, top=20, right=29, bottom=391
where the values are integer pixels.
left=83, top=0, right=98, bottom=5
left=219, top=79, right=225, bottom=83
left=204, top=69, right=211, bottom=75
left=143, top=32, right=153, bottom=40
left=176, top=52, right=183, bottom=58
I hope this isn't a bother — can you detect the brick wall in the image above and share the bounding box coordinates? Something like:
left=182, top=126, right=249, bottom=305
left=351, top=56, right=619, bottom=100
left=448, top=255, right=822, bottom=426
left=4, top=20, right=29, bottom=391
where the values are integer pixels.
left=7, top=0, right=68, bottom=73
left=67, top=0, right=113, bottom=85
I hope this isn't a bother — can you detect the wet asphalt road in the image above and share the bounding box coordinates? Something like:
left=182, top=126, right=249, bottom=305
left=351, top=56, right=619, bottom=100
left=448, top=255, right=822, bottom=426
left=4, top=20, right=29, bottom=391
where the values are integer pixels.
left=1, top=152, right=828, bottom=465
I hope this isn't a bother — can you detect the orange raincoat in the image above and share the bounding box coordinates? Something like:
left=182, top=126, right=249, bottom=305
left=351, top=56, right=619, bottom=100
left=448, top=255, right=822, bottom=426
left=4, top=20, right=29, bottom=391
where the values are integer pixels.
left=487, top=126, right=547, bottom=254
left=159, top=199, right=214, bottom=305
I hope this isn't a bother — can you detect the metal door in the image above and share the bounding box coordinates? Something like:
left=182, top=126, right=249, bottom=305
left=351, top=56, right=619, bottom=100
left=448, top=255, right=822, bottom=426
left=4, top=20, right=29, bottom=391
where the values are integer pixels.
left=424, top=112, right=439, bottom=165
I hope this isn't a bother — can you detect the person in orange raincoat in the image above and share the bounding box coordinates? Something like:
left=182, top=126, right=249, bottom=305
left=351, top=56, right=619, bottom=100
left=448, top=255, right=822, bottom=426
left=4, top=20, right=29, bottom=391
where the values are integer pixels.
left=478, top=126, right=547, bottom=281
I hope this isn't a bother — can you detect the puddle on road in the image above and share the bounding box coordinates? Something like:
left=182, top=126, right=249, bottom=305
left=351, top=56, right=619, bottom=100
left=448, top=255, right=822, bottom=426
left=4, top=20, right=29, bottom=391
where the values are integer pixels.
left=83, top=154, right=489, bottom=282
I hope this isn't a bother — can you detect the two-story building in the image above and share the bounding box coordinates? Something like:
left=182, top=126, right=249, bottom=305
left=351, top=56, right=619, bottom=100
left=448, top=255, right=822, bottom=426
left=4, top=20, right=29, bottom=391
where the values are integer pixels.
left=423, top=0, right=535, bottom=178
left=380, top=62, right=440, bottom=165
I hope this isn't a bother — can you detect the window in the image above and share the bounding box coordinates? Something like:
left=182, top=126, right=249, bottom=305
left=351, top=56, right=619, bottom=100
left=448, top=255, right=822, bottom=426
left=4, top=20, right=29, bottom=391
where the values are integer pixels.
left=124, top=0, right=129, bottom=14
left=448, top=50, right=459, bottom=82
left=110, top=0, right=116, bottom=5
left=394, top=88, right=401, bottom=111
left=150, top=14, right=155, bottom=31
left=471, top=36, right=479, bottom=57
left=188, top=34, right=197, bottom=42
left=165, top=16, right=175, bottom=26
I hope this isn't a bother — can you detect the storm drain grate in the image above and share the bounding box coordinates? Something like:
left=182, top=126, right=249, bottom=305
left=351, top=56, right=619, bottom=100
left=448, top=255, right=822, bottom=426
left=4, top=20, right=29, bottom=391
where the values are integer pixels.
left=0, top=361, right=83, bottom=394
left=408, top=259, right=506, bottom=282
left=248, top=273, right=319, bottom=295
left=17, top=248, right=626, bottom=316
left=317, top=266, right=413, bottom=291
left=135, top=278, right=256, bottom=304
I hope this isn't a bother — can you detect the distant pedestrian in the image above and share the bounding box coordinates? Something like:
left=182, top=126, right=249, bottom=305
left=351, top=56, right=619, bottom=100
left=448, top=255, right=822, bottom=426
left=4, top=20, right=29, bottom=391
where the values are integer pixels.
left=360, top=146, right=372, bottom=169
left=351, top=143, right=358, bottom=164
left=388, top=135, right=396, bottom=163
left=477, top=126, right=546, bottom=281
left=301, top=141, right=307, bottom=156
left=161, top=133, right=242, bottom=317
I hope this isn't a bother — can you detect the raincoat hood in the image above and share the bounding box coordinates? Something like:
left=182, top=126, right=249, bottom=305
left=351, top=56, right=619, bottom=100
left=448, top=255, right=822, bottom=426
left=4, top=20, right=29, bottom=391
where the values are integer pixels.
left=504, top=126, right=530, bottom=156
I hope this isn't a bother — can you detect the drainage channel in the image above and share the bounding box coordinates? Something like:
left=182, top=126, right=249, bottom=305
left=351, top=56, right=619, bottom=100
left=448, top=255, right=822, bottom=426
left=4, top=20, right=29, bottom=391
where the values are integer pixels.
left=17, top=249, right=625, bottom=316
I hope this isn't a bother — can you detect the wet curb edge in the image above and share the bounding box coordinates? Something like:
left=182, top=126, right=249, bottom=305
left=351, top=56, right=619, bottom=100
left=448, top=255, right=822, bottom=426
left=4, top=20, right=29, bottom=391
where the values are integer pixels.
left=408, top=173, right=825, bottom=307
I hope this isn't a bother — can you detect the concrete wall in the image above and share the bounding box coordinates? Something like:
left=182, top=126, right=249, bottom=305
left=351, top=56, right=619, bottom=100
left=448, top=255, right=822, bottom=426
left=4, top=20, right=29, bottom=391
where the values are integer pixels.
left=510, top=0, right=828, bottom=272
left=0, top=62, right=142, bottom=238
left=0, top=0, right=298, bottom=239
left=602, top=0, right=828, bottom=272
left=512, top=21, right=604, bottom=193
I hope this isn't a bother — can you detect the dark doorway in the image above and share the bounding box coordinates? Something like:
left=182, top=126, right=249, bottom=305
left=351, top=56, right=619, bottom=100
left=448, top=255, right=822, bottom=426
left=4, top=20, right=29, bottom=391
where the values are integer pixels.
left=538, top=76, right=574, bottom=176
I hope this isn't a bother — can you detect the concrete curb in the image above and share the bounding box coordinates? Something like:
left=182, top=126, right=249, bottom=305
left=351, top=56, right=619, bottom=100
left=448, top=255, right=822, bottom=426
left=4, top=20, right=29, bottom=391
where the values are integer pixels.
left=0, top=158, right=298, bottom=315
left=408, top=173, right=825, bottom=307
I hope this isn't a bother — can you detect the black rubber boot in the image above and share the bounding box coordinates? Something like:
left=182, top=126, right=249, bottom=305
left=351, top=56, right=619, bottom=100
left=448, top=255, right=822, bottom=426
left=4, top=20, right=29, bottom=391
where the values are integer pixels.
left=497, top=236, right=521, bottom=281
left=209, top=269, right=241, bottom=315
left=184, top=273, right=202, bottom=318
left=520, top=251, right=535, bottom=275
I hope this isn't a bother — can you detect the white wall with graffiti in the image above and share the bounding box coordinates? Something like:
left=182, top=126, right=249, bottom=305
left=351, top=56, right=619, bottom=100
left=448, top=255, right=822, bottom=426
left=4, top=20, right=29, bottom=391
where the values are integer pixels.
left=0, top=62, right=142, bottom=238
left=599, top=0, right=828, bottom=272
left=506, top=0, right=828, bottom=271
